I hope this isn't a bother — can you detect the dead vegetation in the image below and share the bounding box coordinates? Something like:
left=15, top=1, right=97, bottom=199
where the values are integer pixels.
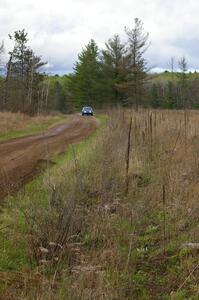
left=0, top=111, right=64, bottom=139
left=1, top=109, right=199, bottom=299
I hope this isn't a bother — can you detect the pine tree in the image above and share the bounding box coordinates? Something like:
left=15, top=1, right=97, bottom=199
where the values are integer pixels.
left=71, top=39, right=101, bottom=108
left=166, top=81, right=176, bottom=109
left=124, top=18, right=150, bottom=109
left=5, top=29, right=46, bottom=113
left=101, top=34, right=128, bottom=105
left=150, top=83, right=160, bottom=108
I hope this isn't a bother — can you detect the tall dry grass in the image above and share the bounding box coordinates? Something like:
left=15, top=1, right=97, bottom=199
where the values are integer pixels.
left=1, top=108, right=199, bottom=299
left=0, top=112, right=30, bottom=133
left=0, top=111, right=62, bottom=135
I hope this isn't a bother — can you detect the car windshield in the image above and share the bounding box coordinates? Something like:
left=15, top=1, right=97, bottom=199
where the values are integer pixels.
left=83, top=107, right=92, bottom=110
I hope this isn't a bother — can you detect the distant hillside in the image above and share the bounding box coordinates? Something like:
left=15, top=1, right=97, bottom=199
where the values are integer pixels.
left=150, top=71, right=199, bottom=83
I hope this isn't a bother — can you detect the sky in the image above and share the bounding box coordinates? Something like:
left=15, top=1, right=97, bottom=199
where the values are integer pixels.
left=0, top=0, right=199, bottom=74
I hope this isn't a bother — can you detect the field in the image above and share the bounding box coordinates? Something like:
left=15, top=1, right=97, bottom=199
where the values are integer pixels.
left=0, top=112, right=68, bottom=142
left=0, top=109, right=199, bottom=299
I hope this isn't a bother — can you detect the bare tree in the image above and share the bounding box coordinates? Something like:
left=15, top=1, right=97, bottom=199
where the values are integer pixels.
left=0, top=41, right=4, bottom=70
left=178, top=56, right=188, bottom=108
left=168, top=56, right=175, bottom=77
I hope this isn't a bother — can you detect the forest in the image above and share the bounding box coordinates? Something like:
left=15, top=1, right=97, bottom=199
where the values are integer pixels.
left=1, top=19, right=199, bottom=115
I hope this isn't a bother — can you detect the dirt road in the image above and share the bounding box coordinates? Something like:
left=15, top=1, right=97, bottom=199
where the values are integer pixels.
left=0, top=115, right=98, bottom=199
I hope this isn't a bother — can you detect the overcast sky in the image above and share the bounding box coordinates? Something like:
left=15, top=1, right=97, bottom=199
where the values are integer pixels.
left=0, top=0, right=199, bottom=74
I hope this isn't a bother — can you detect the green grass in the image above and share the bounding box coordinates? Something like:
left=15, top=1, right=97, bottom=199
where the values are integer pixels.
left=55, top=115, right=107, bottom=165
left=0, top=234, right=30, bottom=271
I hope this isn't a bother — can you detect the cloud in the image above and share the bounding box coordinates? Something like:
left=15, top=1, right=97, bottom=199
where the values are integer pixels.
left=0, top=0, right=199, bottom=74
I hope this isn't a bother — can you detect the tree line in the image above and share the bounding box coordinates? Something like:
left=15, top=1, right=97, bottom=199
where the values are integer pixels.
left=0, top=19, right=199, bottom=115
left=149, top=57, right=199, bottom=109
left=71, top=20, right=199, bottom=110
left=0, top=30, right=49, bottom=114
left=70, top=18, right=150, bottom=110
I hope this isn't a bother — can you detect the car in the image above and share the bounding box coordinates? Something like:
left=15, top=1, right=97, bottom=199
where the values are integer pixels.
left=81, top=106, right=94, bottom=116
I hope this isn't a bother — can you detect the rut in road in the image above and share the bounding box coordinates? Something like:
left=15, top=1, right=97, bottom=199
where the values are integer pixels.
left=0, top=116, right=98, bottom=199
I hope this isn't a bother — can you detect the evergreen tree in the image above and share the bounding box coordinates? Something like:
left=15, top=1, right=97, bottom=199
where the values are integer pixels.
left=124, top=18, right=150, bottom=109
left=71, top=39, right=101, bottom=108
left=166, top=81, right=176, bottom=108
left=150, top=83, right=160, bottom=108
left=5, top=29, right=46, bottom=113
left=100, top=35, right=128, bottom=105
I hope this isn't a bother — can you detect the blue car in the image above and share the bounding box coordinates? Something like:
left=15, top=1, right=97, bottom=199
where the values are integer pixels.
left=81, top=106, right=94, bottom=116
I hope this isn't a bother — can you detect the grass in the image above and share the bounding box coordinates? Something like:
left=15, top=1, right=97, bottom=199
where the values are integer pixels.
left=0, top=112, right=69, bottom=141
left=0, top=109, right=199, bottom=299
left=0, top=114, right=107, bottom=298
left=0, top=114, right=107, bottom=263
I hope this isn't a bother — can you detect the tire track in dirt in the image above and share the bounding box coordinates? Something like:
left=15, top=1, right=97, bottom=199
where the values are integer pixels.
left=0, top=115, right=99, bottom=199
